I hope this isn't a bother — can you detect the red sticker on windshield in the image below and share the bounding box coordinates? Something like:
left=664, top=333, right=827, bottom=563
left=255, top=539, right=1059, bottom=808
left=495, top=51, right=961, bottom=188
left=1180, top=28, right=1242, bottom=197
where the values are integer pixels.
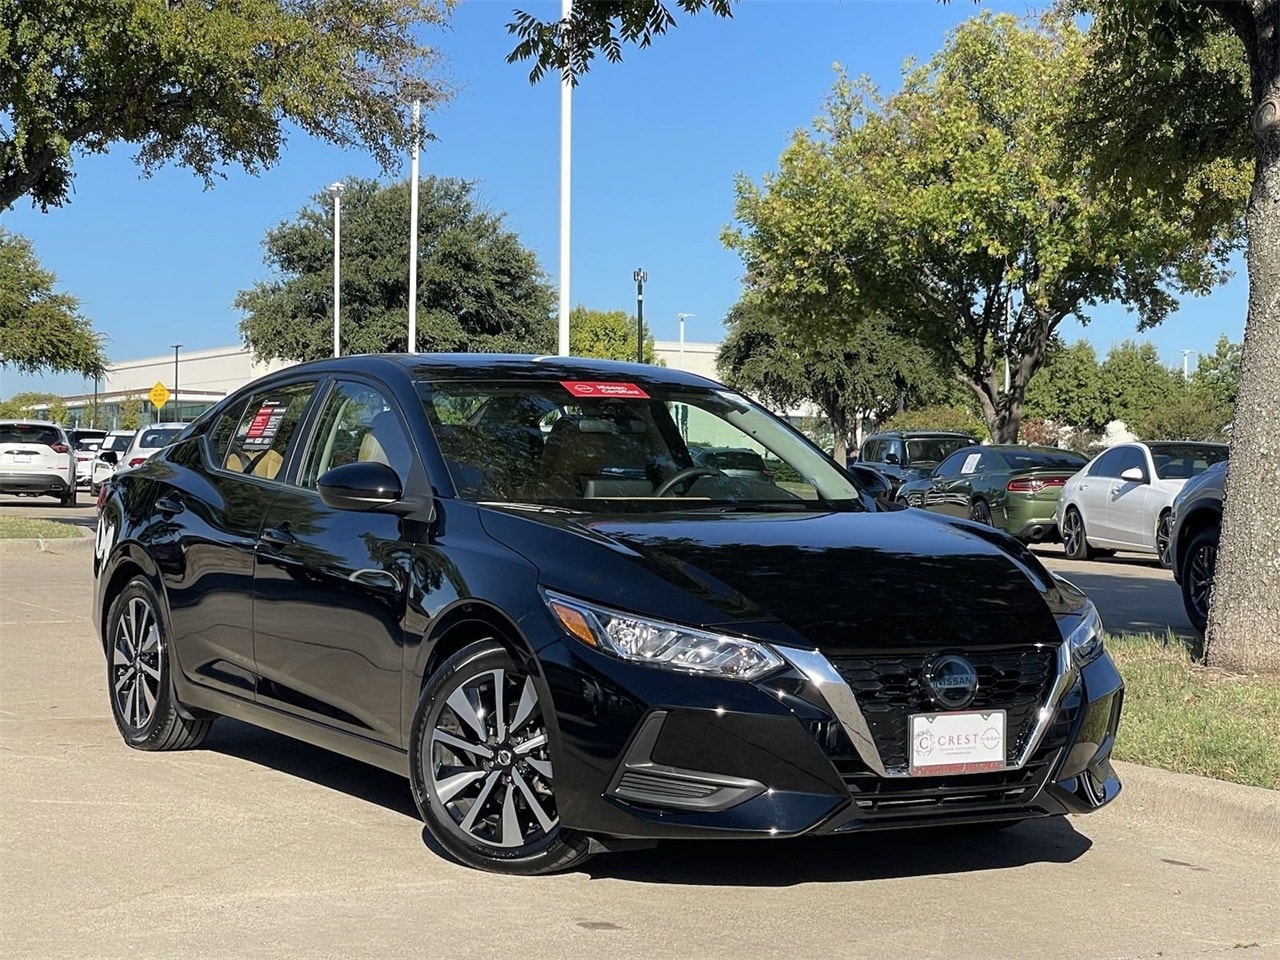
left=560, top=381, right=650, bottom=399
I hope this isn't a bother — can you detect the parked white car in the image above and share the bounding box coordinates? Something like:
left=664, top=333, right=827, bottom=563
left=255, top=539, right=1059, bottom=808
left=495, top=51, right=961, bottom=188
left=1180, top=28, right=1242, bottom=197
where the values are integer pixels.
left=119, top=423, right=191, bottom=469
left=88, top=430, right=138, bottom=494
left=0, top=420, right=78, bottom=506
left=1056, top=441, right=1229, bottom=565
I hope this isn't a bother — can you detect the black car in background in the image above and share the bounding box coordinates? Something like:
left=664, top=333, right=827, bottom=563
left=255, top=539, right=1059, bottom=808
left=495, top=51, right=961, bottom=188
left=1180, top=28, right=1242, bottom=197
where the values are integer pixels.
left=1169, top=460, right=1227, bottom=635
left=94, top=355, right=1123, bottom=874
left=855, top=430, right=980, bottom=492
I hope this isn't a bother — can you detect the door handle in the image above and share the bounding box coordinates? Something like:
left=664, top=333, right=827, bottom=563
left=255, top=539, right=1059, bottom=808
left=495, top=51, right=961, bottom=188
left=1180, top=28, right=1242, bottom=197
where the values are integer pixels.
left=155, top=494, right=184, bottom=517
left=259, top=526, right=297, bottom=548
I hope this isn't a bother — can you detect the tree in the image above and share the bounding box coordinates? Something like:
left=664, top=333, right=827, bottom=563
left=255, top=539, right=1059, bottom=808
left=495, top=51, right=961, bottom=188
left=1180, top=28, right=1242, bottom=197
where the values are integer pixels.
left=238, top=177, right=556, bottom=361
left=1190, top=334, right=1243, bottom=409
left=0, top=391, right=59, bottom=419
left=1136, top=388, right=1232, bottom=441
left=1, top=1, right=451, bottom=211
left=118, top=396, right=143, bottom=431
left=506, top=1, right=736, bottom=81
left=879, top=405, right=990, bottom=441
left=716, top=298, right=957, bottom=462
left=0, top=230, right=106, bottom=378
left=569, top=306, right=656, bottom=362
left=724, top=15, right=1241, bottom=445
left=1023, top=340, right=1107, bottom=432
left=1071, top=1, right=1280, bottom=674
left=1098, top=341, right=1185, bottom=431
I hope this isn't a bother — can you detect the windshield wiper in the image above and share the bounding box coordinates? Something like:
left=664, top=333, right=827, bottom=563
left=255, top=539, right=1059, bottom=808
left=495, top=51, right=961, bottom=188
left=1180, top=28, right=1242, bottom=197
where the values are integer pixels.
left=679, top=501, right=814, bottom=514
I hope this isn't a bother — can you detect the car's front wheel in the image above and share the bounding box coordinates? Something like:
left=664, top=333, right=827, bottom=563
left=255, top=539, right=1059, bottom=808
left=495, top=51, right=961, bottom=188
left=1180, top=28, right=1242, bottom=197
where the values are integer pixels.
left=1181, top=525, right=1218, bottom=636
left=1061, top=507, right=1093, bottom=561
left=106, top=577, right=213, bottom=750
left=410, top=639, right=591, bottom=875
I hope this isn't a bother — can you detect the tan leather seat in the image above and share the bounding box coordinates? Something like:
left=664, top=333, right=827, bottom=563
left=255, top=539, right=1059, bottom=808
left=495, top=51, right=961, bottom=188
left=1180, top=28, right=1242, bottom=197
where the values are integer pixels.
left=537, top=416, right=655, bottom=497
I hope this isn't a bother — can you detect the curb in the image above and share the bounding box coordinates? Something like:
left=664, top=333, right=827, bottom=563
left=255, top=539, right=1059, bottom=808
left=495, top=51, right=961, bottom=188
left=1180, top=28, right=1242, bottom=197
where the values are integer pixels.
left=1113, top=760, right=1280, bottom=848
left=0, top=528, right=96, bottom=556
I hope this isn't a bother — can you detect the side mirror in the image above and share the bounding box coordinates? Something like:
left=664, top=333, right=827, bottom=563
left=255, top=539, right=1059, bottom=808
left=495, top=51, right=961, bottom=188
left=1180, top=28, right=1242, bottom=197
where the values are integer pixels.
left=317, top=461, right=403, bottom=512
left=98, top=450, right=119, bottom=466
left=884, top=452, right=900, bottom=465
left=1119, top=466, right=1146, bottom=483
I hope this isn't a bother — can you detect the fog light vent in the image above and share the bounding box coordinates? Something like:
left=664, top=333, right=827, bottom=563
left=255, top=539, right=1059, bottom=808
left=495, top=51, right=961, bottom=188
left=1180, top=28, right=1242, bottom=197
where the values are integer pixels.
left=615, top=770, right=721, bottom=805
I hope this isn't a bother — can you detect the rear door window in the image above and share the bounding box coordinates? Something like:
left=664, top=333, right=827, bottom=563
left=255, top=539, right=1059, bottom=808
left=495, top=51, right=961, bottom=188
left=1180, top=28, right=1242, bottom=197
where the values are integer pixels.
left=211, top=382, right=318, bottom=482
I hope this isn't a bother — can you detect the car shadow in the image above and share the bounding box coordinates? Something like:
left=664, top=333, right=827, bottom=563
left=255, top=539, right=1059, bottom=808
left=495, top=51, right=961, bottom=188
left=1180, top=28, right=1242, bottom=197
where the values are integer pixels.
left=577, top=817, right=1092, bottom=886
left=202, top=718, right=420, bottom=820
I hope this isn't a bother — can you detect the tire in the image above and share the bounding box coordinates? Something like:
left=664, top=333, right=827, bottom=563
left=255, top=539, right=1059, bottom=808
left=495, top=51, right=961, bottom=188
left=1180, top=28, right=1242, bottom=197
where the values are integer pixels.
left=60, top=485, right=77, bottom=508
left=1060, top=507, right=1094, bottom=561
left=1155, top=511, right=1173, bottom=569
left=105, top=577, right=213, bottom=750
left=969, top=499, right=993, bottom=525
left=1180, top=525, right=1219, bottom=636
left=409, top=639, right=591, bottom=875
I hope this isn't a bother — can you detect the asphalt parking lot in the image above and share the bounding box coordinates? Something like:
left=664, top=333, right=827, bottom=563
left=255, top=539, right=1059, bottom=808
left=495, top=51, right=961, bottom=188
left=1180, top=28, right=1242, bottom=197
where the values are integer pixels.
left=2, top=499, right=1276, bottom=959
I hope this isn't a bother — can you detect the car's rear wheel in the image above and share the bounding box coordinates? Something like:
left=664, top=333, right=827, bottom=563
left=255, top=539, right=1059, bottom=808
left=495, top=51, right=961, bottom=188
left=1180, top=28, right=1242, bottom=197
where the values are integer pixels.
left=1181, top=525, right=1218, bottom=636
left=106, top=577, right=213, bottom=750
left=969, top=499, right=993, bottom=525
left=1061, top=507, right=1094, bottom=561
left=410, top=639, right=591, bottom=875
left=60, top=485, right=77, bottom=507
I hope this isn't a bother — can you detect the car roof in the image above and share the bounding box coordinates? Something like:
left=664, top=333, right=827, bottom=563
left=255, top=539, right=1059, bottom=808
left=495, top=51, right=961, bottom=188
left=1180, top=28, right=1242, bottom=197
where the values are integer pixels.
left=257, top=353, right=725, bottom=390
left=865, top=430, right=976, bottom=439
left=0, top=419, right=61, bottom=428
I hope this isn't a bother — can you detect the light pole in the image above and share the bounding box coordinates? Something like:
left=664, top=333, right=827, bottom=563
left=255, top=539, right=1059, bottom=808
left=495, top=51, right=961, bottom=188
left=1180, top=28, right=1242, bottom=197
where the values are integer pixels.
left=677, top=313, right=695, bottom=369
left=558, top=0, right=573, bottom=356
left=329, top=181, right=345, bottom=358
left=633, top=268, right=647, bottom=363
left=408, top=101, right=420, bottom=354
left=170, top=344, right=182, bottom=422
left=1181, top=349, right=1197, bottom=379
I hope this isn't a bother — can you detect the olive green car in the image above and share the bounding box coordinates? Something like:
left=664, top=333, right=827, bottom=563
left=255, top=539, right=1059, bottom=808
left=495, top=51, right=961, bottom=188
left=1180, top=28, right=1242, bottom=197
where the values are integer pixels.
left=896, top=445, right=1088, bottom=543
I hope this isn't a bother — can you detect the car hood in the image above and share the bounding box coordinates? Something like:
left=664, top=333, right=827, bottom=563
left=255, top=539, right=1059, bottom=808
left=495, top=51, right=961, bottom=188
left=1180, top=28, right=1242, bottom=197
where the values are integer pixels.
left=480, top=506, right=1076, bottom=652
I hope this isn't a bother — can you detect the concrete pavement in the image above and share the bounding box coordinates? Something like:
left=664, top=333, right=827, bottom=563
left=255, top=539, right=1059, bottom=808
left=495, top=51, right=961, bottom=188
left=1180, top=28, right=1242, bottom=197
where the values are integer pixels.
left=2, top=548, right=1277, bottom=959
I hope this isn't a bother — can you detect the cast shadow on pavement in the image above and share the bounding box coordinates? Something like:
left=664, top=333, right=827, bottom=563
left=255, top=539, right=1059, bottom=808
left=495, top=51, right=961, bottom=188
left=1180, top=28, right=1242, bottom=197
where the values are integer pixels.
left=203, top=718, right=420, bottom=819
left=580, top=818, right=1092, bottom=886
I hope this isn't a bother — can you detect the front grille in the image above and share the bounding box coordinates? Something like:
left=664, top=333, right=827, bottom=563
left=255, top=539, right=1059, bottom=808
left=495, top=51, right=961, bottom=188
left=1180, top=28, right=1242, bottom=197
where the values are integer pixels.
left=828, top=646, right=1057, bottom=770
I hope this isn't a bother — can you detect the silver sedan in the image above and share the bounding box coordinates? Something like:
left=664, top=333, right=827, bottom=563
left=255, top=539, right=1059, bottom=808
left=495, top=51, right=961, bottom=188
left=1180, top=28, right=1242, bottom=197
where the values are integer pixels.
left=1055, top=441, right=1228, bottom=565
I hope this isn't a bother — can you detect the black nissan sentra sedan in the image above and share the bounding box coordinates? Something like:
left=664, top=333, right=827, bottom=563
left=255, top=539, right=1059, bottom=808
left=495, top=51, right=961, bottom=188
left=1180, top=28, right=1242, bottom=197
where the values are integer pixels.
left=94, top=354, right=1123, bottom=874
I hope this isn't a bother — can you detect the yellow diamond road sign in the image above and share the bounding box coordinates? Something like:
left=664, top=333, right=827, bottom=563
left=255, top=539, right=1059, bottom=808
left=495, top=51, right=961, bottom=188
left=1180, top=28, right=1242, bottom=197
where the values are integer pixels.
left=149, top=381, right=171, bottom=409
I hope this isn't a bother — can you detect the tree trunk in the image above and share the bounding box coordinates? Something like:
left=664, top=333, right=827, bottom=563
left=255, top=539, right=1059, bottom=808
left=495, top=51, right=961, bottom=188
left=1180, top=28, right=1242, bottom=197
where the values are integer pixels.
left=1205, top=60, right=1280, bottom=673
left=828, top=405, right=850, bottom=464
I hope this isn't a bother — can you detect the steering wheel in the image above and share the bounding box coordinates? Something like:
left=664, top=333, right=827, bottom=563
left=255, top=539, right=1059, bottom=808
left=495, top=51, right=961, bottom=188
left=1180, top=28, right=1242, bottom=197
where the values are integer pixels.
left=655, top=466, right=725, bottom=497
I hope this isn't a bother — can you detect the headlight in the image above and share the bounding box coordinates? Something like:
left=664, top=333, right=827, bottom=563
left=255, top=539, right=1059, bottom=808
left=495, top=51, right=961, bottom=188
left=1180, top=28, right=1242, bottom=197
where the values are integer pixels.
left=1065, top=602, right=1105, bottom=666
left=542, top=590, right=785, bottom=681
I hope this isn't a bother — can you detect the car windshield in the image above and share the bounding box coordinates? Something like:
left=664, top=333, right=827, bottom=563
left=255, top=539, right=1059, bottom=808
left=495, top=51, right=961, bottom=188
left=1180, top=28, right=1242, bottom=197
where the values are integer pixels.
left=905, top=436, right=973, bottom=465
left=416, top=379, right=863, bottom=513
left=137, top=427, right=184, bottom=449
left=1149, top=443, right=1229, bottom=480
left=999, top=449, right=1087, bottom=471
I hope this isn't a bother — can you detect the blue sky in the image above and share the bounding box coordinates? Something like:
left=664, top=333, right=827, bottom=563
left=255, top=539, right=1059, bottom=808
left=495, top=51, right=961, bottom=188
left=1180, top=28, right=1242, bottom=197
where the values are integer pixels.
left=0, top=0, right=1247, bottom=399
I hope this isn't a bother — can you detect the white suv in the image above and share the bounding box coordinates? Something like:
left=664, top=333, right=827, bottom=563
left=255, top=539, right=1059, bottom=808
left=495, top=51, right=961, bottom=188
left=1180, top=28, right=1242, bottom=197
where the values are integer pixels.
left=0, top=420, right=78, bottom=506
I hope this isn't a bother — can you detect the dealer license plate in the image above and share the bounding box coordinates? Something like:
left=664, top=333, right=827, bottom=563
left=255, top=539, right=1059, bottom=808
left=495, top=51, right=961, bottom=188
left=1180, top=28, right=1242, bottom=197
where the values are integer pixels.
left=909, top=710, right=1006, bottom=775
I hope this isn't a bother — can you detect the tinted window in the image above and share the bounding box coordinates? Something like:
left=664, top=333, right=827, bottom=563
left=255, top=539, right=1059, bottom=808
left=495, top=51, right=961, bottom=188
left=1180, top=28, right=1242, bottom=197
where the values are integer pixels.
left=934, top=451, right=970, bottom=479
left=0, top=424, right=62, bottom=447
left=999, top=449, right=1087, bottom=471
left=300, top=381, right=413, bottom=489
left=862, top=440, right=885, bottom=463
left=215, top=382, right=317, bottom=482
left=905, top=436, right=972, bottom=466
left=1149, top=443, right=1229, bottom=480
left=1088, top=448, right=1124, bottom=477
left=1114, top=446, right=1148, bottom=478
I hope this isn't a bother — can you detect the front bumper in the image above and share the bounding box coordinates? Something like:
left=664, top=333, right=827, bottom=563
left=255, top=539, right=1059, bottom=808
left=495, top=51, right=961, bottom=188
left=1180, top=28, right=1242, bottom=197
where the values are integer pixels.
left=537, top=627, right=1123, bottom=840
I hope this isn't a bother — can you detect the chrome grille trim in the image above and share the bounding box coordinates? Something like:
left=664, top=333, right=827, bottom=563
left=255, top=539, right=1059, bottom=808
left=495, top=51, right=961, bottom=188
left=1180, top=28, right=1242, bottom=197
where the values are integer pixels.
left=780, top=641, right=1076, bottom=779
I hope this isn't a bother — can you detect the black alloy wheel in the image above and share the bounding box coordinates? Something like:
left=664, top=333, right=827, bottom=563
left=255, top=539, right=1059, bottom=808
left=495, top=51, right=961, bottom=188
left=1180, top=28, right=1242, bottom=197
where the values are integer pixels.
left=106, top=577, right=213, bottom=749
left=969, top=500, right=993, bottom=525
left=1061, top=507, right=1094, bottom=561
left=410, top=639, right=591, bottom=875
left=1156, top=512, right=1173, bottom=568
left=1181, top=525, right=1219, bottom=636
